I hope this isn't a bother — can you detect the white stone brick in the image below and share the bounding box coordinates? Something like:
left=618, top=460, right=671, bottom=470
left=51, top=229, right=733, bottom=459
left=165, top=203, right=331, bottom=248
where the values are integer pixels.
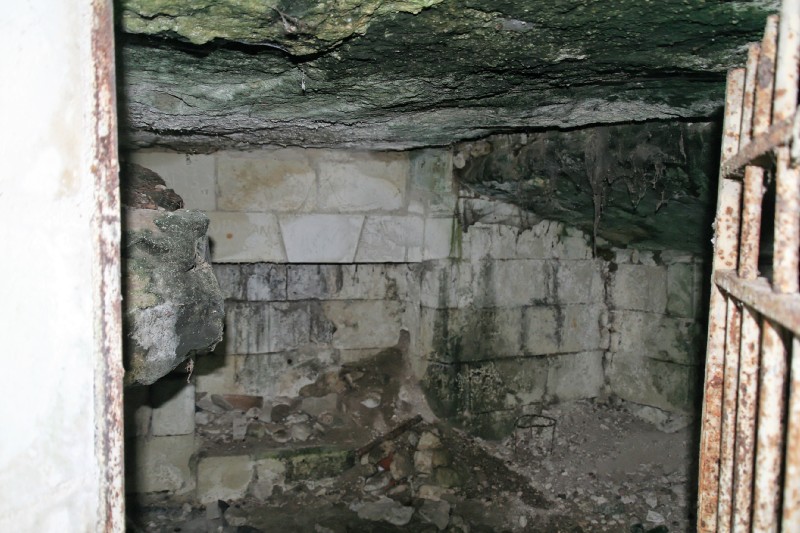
left=607, top=350, right=698, bottom=414
left=475, top=260, right=551, bottom=307
left=269, top=302, right=311, bottom=352
left=129, top=151, right=216, bottom=210
left=522, top=306, right=560, bottom=355
left=560, top=305, right=606, bottom=353
left=420, top=261, right=474, bottom=309
left=207, top=211, right=286, bottom=263
left=667, top=262, right=694, bottom=317
left=611, top=264, right=667, bottom=313
left=150, top=380, right=195, bottom=436
left=611, top=310, right=702, bottom=365
left=555, top=260, right=604, bottom=304
left=280, top=214, right=363, bottom=263
left=423, top=217, right=454, bottom=260
left=237, top=349, right=340, bottom=399
left=316, top=150, right=408, bottom=212
left=323, top=300, right=406, bottom=350
left=546, top=351, right=605, bottom=401
left=245, top=264, right=288, bottom=301
left=197, top=455, right=254, bottom=504
left=128, top=435, right=197, bottom=494
left=355, top=215, right=424, bottom=262
left=216, top=149, right=317, bottom=212
left=287, top=264, right=416, bottom=301
left=225, top=302, right=270, bottom=355
left=194, top=352, right=242, bottom=395
left=552, top=226, right=593, bottom=260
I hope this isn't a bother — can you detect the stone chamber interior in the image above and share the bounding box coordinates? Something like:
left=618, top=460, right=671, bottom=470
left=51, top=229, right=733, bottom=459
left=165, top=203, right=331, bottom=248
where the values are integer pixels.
left=116, top=2, right=779, bottom=532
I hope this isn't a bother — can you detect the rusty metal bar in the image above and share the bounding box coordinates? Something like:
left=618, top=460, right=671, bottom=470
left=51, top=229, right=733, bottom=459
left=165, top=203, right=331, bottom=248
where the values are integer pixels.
left=783, top=337, right=800, bottom=530
left=90, top=0, right=124, bottom=531
left=697, top=68, right=746, bottom=533
left=733, top=304, right=762, bottom=533
left=753, top=319, right=788, bottom=532
left=717, top=42, right=764, bottom=533
left=717, top=301, right=741, bottom=533
left=715, top=273, right=800, bottom=338
left=720, top=118, right=794, bottom=180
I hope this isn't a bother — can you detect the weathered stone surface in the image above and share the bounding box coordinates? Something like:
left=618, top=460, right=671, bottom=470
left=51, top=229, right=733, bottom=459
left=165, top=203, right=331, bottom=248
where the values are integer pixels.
left=608, top=350, right=700, bottom=414
left=610, top=264, right=668, bottom=313
left=122, top=208, right=224, bottom=386
left=354, top=215, right=424, bottom=262
left=196, top=455, right=254, bottom=503
left=119, top=2, right=772, bottom=149
left=207, top=211, right=286, bottom=263
left=316, top=151, right=409, bottom=212
left=128, top=434, right=197, bottom=494
left=150, top=379, right=195, bottom=436
left=128, top=152, right=216, bottom=210
left=280, top=215, right=363, bottom=262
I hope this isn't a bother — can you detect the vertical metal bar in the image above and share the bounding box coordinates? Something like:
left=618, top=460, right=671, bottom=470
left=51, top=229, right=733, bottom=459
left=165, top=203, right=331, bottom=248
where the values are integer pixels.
left=718, top=302, right=741, bottom=533
left=698, top=68, right=746, bottom=533
left=91, top=0, right=124, bottom=531
left=733, top=27, right=776, bottom=533
left=784, top=337, right=800, bottom=530
left=720, top=42, right=763, bottom=533
left=754, top=319, right=788, bottom=533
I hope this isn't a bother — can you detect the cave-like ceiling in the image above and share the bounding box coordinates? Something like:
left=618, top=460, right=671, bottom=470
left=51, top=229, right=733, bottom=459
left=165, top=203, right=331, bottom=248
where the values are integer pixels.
left=118, top=0, right=775, bottom=150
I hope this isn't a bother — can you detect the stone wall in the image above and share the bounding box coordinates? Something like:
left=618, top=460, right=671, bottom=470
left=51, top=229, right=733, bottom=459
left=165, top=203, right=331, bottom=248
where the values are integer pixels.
left=124, top=146, right=708, bottom=495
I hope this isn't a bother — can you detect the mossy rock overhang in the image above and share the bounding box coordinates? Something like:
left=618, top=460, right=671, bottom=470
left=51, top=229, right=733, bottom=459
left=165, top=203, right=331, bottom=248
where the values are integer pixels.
left=118, top=0, right=775, bottom=151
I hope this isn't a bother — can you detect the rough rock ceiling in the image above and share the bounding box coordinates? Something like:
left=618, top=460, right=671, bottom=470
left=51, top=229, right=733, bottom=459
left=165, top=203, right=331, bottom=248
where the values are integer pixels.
left=118, top=0, right=775, bottom=150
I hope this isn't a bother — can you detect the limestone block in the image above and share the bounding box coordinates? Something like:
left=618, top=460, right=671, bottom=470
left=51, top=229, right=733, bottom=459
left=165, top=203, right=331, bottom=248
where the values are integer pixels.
left=196, top=455, right=254, bottom=504
left=607, top=350, right=699, bottom=414
left=207, top=211, right=286, bottom=263
left=124, top=385, right=152, bottom=437
left=123, top=209, right=224, bottom=386
left=466, top=358, right=548, bottom=413
left=245, top=264, right=288, bottom=302
left=323, top=300, right=405, bottom=349
left=238, top=348, right=340, bottom=399
left=354, top=215, right=424, bottom=262
left=269, top=302, right=311, bottom=352
left=217, top=149, right=317, bottom=212
left=560, top=304, right=606, bottom=353
left=475, top=260, right=551, bottom=308
left=150, top=379, right=195, bottom=436
left=422, top=307, right=524, bottom=362
left=287, top=264, right=416, bottom=301
left=280, top=214, right=363, bottom=262
left=423, top=217, right=454, bottom=260
left=213, top=264, right=246, bottom=300
left=128, top=434, right=196, bottom=494
left=667, top=262, right=694, bottom=318
left=129, top=151, right=216, bottom=210
left=522, top=306, right=560, bottom=355
left=420, top=260, right=474, bottom=309
left=194, top=352, right=242, bottom=395
left=252, top=458, right=286, bottom=500
left=410, top=148, right=456, bottom=216
left=546, top=351, right=605, bottom=401
left=316, top=150, right=408, bottom=212
left=552, top=226, right=593, bottom=260
left=610, top=264, right=667, bottom=313
left=555, top=260, right=604, bottom=304
left=611, top=310, right=703, bottom=365
left=224, top=301, right=270, bottom=354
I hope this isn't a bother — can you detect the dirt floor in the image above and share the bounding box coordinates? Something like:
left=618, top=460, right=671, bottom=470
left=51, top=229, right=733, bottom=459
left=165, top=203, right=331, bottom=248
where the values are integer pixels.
left=127, top=395, right=696, bottom=533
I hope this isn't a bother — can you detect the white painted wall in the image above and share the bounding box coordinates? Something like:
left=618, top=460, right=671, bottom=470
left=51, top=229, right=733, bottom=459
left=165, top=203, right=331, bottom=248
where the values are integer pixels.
left=0, top=1, right=111, bottom=530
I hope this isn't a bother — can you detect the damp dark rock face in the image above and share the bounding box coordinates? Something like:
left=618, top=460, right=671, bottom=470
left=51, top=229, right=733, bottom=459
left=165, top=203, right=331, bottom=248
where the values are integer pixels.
left=116, top=0, right=773, bottom=150
left=121, top=165, right=224, bottom=386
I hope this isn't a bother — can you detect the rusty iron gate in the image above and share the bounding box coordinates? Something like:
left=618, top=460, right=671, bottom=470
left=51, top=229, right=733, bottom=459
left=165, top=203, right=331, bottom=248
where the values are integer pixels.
left=697, top=0, right=800, bottom=531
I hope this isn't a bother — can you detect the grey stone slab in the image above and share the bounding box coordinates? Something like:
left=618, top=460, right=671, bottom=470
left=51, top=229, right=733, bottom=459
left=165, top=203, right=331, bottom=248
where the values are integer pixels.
left=611, top=310, right=703, bottom=366
left=473, top=259, right=552, bottom=308
left=354, top=215, right=424, bottom=262
left=607, top=350, right=699, bottom=414
left=207, top=211, right=286, bottom=263
left=280, top=214, right=363, bottom=263
left=610, top=264, right=667, bottom=313
left=150, top=379, right=196, bottom=436
left=555, top=260, right=605, bottom=304
left=196, top=455, right=254, bottom=504
left=217, top=148, right=317, bottom=212
left=560, top=304, right=607, bottom=353
left=316, top=150, right=408, bottom=213
left=245, top=263, right=287, bottom=301
left=224, top=301, right=270, bottom=354
left=522, top=306, right=560, bottom=355
left=323, top=300, right=406, bottom=350
left=268, top=302, right=311, bottom=352
left=127, top=435, right=197, bottom=494
left=546, top=351, right=605, bottom=402
left=666, top=262, right=694, bottom=318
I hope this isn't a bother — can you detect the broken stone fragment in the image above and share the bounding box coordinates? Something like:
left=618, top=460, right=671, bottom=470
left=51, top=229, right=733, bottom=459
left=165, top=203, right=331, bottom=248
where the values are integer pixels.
left=419, top=499, right=451, bottom=531
left=121, top=164, right=223, bottom=386
left=351, top=497, right=414, bottom=526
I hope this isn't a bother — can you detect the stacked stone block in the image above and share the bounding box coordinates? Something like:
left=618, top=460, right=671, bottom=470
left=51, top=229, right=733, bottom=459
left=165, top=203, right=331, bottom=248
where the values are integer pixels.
left=129, top=148, right=455, bottom=263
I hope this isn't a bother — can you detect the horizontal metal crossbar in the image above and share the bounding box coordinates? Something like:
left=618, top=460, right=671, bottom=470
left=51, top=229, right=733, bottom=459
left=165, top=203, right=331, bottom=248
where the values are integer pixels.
left=715, top=270, right=800, bottom=337
left=720, top=116, right=794, bottom=180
